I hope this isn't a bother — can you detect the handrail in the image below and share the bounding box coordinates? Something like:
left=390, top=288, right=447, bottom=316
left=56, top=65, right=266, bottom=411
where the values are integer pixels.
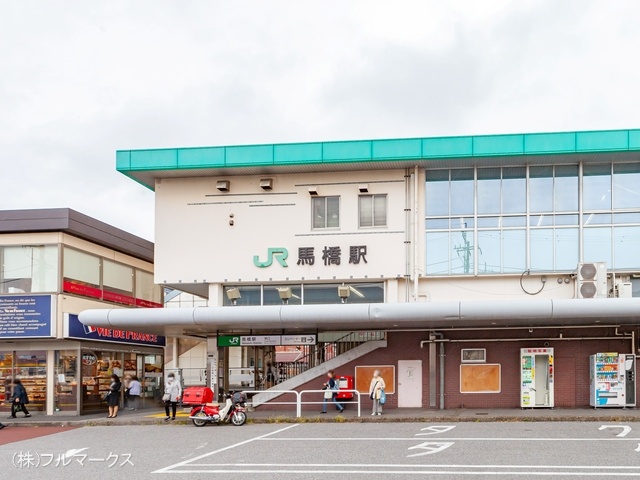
left=235, top=389, right=361, bottom=418
left=298, top=389, right=361, bottom=418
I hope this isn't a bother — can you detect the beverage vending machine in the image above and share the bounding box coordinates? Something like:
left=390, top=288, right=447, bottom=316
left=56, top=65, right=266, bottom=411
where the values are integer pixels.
left=589, top=353, right=636, bottom=407
left=520, top=348, right=554, bottom=408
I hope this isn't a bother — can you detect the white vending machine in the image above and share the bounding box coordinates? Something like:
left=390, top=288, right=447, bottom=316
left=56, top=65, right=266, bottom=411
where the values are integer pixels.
left=520, top=348, right=554, bottom=408
left=589, top=353, right=636, bottom=407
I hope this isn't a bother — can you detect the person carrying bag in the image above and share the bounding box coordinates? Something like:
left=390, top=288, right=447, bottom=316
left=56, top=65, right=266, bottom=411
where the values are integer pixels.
left=369, top=370, right=386, bottom=416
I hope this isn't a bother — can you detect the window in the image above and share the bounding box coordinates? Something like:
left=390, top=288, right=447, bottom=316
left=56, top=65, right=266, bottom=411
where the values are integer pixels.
left=63, top=248, right=100, bottom=288
left=1, top=245, right=58, bottom=293
left=312, top=196, right=339, bottom=229
left=359, top=194, right=387, bottom=227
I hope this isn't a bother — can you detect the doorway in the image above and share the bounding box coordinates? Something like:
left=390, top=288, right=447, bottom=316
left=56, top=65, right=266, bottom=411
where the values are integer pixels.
left=398, top=360, right=422, bottom=407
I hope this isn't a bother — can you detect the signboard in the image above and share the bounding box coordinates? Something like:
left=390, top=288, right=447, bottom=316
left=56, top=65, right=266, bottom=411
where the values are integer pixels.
left=65, top=314, right=166, bottom=347
left=281, top=335, right=317, bottom=346
left=0, top=295, right=54, bottom=338
left=218, top=334, right=317, bottom=347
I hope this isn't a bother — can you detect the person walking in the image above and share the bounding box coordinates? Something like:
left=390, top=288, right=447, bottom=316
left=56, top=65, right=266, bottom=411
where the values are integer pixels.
left=163, top=373, right=182, bottom=421
left=321, top=370, right=344, bottom=414
left=265, top=362, right=277, bottom=388
left=126, top=376, right=142, bottom=410
left=106, top=374, right=122, bottom=418
left=369, top=370, right=386, bottom=416
left=9, top=379, right=31, bottom=418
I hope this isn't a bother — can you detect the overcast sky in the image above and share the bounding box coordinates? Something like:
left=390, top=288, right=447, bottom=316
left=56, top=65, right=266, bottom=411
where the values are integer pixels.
left=1, top=1, right=639, bottom=241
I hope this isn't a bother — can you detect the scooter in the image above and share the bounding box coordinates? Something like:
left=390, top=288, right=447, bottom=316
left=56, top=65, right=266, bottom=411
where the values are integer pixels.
left=189, top=391, right=247, bottom=427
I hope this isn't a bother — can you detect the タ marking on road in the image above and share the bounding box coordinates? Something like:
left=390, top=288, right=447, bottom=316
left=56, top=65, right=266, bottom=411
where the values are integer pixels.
left=599, top=425, right=631, bottom=437
left=407, top=442, right=454, bottom=457
left=153, top=424, right=299, bottom=474
left=635, top=444, right=640, bottom=452
left=416, top=425, right=457, bottom=436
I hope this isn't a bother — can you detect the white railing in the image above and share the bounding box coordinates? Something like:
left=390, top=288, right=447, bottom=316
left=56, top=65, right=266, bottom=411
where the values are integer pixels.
left=239, top=389, right=362, bottom=418
left=242, top=389, right=362, bottom=418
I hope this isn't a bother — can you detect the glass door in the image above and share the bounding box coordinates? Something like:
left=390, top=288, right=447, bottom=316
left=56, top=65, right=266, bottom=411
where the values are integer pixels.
left=139, top=354, right=163, bottom=407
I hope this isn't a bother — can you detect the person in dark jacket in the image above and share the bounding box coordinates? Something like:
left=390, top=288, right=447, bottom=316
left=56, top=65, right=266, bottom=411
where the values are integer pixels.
left=106, top=374, right=122, bottom=418
left=9, top=379, right=30, bottom=418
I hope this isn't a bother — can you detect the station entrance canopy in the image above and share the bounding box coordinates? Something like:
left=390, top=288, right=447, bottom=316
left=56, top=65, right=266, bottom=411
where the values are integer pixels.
left=79, top=298, right=640, bottom=337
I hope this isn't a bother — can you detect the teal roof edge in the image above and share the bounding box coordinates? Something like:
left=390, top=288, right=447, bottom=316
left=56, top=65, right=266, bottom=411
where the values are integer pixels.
left=116, top=129, right=640, bottom=188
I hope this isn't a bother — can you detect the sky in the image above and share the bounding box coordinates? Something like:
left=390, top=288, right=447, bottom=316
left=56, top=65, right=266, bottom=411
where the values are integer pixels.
left=1, top=0, right=639, bottom=241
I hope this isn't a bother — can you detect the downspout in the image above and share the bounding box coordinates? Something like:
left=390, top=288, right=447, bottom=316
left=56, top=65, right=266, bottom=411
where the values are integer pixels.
left=404, top=169, right=412, bottom=303
left=413, top=165, right=419, bottom=302
left=421, top=332, right=445, bottom=410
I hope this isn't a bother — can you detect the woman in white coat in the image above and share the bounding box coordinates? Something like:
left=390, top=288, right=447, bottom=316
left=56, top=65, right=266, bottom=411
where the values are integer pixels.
left=369, top=370, right=386, bottom=416
left=163, top=373, right=182, bottom=420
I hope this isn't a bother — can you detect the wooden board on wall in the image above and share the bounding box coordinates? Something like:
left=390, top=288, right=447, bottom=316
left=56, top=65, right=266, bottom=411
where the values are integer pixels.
left=355, top=365, right=395, bottom=394
left=460, top=364, right=501, bottom=393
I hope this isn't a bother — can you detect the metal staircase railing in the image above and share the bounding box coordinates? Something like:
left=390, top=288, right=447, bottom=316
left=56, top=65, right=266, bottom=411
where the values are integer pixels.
left=274, top=331, right=386, bottom=382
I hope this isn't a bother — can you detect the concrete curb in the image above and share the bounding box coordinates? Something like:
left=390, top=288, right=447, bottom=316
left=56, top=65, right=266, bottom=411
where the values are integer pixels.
left=5, top=414, right=640, bottom=427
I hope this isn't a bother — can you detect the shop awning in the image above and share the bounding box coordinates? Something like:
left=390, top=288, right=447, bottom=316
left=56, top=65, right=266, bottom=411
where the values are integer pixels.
left=79, top=298, right=640, bottom=336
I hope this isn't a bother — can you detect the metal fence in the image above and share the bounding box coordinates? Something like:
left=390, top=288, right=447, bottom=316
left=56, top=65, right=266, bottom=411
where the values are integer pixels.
left=240, top=389, right=362, bottom=418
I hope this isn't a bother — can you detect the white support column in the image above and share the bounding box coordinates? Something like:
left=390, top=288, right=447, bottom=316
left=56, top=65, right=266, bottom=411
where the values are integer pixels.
left=46, top=349, right=55, bottom=415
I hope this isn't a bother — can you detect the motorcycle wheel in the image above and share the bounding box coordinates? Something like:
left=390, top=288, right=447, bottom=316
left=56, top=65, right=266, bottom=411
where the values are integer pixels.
left=192, top=410, right=208, bottom=427
left=231, top=411, right=247, bottom=426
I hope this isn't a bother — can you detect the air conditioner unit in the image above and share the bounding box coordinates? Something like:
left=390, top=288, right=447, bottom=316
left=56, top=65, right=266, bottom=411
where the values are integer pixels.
left=614, top=282, right=633, bottom=298
left=577, top=262, right=607, bottom=299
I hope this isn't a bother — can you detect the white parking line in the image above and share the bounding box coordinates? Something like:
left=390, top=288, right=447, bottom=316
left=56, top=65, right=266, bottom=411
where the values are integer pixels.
left=152, top=424, right=299, bottom=474
left=182, top=463, right=640, bottom=470
left=260, top=437, right=640, bottom=441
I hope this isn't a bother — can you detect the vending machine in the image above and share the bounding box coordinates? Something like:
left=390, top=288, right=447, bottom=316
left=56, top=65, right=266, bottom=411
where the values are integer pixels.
left=520, top=348, right=554, bottom=408
left=589, top=353, right=636, bottom=407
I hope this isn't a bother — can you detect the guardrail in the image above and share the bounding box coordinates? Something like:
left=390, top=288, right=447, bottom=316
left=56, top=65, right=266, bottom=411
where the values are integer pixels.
left=241, top=389, right=362, bottom=418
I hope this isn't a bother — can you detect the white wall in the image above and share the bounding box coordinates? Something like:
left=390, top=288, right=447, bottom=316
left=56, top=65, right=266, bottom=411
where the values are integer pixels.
left=154, top=170, right=410, bottom=285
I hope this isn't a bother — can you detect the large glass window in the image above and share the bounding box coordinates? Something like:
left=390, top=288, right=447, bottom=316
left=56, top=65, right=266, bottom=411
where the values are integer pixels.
left=135, top=270, right=161, bottom=304
left=1, top=245, right=58, bottom=293
left=103, top=260, right=133, bottom=295
left=425, top=170, right=449, bottom=216
left=554, top=165, right=579, bottom=212
left=263, top=285, right=302, bottom=306
left=450, top=230, right=474, bottom=274
left=584, top=227, right=613, bottom=266
left=555, top=228, right=579, bottom=270
left=614, top=226, right=640, bottom=270
left=583, top=164, right=612, bottom=211
left=63, top=248, right=100, bottom=288
left=312, top=196, right=340, bottom=229
left=450, top=169, right=474, bottom=215
left=426, top=232, right=449, bottom=275
left=502, top=167, right=526, bottom=214
left=359, top=195, right=387, bottom=227
left=477, top=168, right=501, bottom=215
left=613, top=163, right=640, bottom=210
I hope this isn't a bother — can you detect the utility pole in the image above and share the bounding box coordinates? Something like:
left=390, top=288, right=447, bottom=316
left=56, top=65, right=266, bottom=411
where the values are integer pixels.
left=454, top=227, right=473, bottom=274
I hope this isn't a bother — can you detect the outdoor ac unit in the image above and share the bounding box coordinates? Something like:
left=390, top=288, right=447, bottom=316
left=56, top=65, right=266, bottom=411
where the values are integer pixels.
left=614, top=282, right=633, bottom=298
left=577, top=262, right=607, bottom=299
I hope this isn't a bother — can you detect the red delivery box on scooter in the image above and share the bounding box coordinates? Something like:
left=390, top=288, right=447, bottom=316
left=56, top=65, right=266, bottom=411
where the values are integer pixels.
left=182, top=387, right=214, bottom=405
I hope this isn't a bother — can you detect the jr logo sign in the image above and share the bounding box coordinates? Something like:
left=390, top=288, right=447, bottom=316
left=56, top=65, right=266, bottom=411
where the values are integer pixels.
left=253, top=248, right=289, bottom=268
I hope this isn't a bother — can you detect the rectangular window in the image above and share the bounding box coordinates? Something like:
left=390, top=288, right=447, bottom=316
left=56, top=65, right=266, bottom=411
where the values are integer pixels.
left=359, top=194, right=387, bottom=227
left=135, top=270, right=162, bottom=305
left=1, top=245, right=58, bottom=293
left=312, top=196, right=340, bottom=229
left=63, top=248, right=100, bottom=288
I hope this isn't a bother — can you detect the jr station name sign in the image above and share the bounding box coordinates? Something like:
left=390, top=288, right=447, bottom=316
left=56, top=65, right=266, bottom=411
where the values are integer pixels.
left=218, top=334, right=317, bottom=347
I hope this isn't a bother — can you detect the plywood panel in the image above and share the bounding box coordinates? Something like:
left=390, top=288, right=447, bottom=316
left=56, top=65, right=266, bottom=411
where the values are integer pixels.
left=460, top=364, right=501, bottom=393
left=355, top=365, right=395, bottom=394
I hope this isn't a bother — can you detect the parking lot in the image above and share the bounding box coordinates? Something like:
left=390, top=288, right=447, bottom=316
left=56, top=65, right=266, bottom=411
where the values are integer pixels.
left=2, top=422, right=640, bottom=479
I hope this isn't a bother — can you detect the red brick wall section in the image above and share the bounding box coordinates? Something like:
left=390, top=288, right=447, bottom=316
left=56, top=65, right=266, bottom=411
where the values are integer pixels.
left=257, top=328, right=637, bottom=411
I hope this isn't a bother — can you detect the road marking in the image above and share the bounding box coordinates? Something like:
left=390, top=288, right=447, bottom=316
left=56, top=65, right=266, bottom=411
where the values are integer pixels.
left=153, top=424, right=299, bottom=474
left=416, top=425, right=457, bottom=436
left=635, top=444, right=640, bottom=452
left=145, top=468, right=640, bottom=476
left=180, top=463, right=640, bottom=470
left=407, top=442, right=454, bottom=457
left=262, top=437, right=640, bottom=442
left=599, top=425, right=632, bottom=437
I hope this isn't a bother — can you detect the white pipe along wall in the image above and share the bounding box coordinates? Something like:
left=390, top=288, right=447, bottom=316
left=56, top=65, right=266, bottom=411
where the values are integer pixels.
left=79, top=298, right=640, bottom=334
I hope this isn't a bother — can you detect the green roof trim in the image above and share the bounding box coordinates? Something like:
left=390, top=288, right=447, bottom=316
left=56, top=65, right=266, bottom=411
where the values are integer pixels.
left=117, top=129, right=640, bottom=189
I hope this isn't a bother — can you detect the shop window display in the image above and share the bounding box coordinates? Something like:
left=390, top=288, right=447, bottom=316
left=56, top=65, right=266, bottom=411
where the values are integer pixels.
left=0, top=351, right=47, bottom=412
left=55, top=351, right=78, bottom=412
left=81, top=351, right=123, bottom=413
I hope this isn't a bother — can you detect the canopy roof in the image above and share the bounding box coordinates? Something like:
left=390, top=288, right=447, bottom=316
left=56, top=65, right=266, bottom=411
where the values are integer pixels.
left=117, top=129, right=640, bottom=190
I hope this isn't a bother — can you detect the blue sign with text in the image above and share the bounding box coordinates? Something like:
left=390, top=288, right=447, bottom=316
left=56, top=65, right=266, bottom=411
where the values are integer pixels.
left=67, top=314, right=166, bottom=347
left=0, top=295, right=54, bottom=338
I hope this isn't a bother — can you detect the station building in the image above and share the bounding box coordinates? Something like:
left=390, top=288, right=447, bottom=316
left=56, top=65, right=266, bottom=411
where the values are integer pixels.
left=0, top=209, right=164, bottom=415
left=81, top=129, right=640, bottom=410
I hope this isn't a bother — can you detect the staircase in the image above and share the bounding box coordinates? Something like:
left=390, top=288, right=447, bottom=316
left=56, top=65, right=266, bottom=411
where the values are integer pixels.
left=252, top=336, right=387, bottom=407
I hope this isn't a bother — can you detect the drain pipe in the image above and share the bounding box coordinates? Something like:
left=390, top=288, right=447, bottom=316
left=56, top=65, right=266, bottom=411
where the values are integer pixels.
left=420, top=332, right=446, bottom=410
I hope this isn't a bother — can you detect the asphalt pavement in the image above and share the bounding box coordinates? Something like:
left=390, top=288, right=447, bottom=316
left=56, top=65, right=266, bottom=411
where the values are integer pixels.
left=2, top=421, right=640, bottom=479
